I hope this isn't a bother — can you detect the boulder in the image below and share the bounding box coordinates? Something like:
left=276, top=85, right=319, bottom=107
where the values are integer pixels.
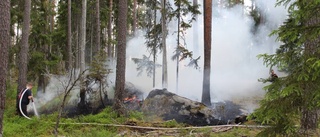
left=141, top=89, right=223, bottom=126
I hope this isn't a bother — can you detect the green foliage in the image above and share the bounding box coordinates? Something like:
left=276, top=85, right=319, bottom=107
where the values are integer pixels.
left=212, top=127, right=261, bottom=137
left=132, top=55, right=162, bottom=77
left=252, top=0, right=320, bottom=136
left=163, top=119, right=180, bottom=128
left=171, top=46, right=201, bottom=69
left=128, top=111, right=144, bottom=121
left=28, top=51, right=62, bottom=80
left=76, top=107, right=126, bottom=124
left=88, top=51, right=112, bottom=81
left=167, top=0, right=201, bottom=68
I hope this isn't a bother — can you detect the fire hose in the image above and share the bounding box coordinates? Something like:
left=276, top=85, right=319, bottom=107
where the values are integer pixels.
left=19, top=89, right=39, bottom=119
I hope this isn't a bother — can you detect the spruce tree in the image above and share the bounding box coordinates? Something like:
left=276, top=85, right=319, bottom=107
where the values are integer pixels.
left=251, top=0, right=320, bottom=136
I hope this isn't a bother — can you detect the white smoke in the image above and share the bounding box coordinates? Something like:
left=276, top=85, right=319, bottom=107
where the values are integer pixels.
left=125, top=0, right=288, bottom=111
left=33, top=0, right=288, bottom=114
left=33, top=74, right=80, bottom=110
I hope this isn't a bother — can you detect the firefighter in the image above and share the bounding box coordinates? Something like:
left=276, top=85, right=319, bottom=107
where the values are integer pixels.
left=258, top=69, right=278, bottom=83
left=269, top=69, right=278, bottom=82
left=18, top=82, right=34, bottom=116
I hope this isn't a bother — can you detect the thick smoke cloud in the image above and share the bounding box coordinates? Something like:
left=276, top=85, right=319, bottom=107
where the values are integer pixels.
left=125, top=0, right=288, bottom=110
left=33, top=0, right=288, bottom=113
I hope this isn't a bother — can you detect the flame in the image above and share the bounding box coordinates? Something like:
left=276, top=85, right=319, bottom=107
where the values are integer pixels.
left=124, top=95, right=137, bottom=101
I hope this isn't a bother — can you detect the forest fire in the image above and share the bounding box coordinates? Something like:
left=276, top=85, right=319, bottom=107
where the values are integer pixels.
left=123, top=95, right=143, bottom=110
left=124, top=95, right=138, bottom=102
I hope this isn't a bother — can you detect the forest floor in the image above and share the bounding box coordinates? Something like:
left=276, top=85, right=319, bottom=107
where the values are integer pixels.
left=3, top=84, right=263, bottom=137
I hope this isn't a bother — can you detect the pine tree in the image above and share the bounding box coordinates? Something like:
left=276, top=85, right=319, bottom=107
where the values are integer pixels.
left=0, top=0, right=10, bottom=135
left=79, top=0, right=87, bottom=108
left=202, top=0, right=212, bottom=106
left=17, top=0, right=31, bottom=114
left=113, top=0, right=128, bottom=115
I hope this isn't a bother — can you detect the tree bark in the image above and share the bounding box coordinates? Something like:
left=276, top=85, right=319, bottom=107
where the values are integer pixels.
left=193, top=0, right=199, bottom=56
left=67, top=0, right=72, bottom=71
left=49, top=0, right=55, bottom=53
left=75, top=27, right=79, bottom=69
left=17, top=0, right=31, bottom=113
left=152, top=5, right=157, bottom=88
left=113, top=0, right=127, bottom=115
left=161, top=0, right=168, bottom=88
left=132, top=0, right=137, bottom=34
left=0, top=0, right=10, bottom=135
left=79, top=0, right=87, bottom=107
left=95, top=0, right=101, bottom=53
left=107, top=0, right=113, bottom=59
left=176, top=2, right=181, bottom=93
left=299, top=4, right=320, bottom=132
left=300, top=107, right=318, bottom=135
left=202, top=0, right=212, bottom=106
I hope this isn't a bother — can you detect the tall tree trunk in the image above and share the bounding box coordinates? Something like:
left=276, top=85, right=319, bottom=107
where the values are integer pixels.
left=0, top=0, right=10, bottom=135
left=50, top=0, right=55, bottom=54
left=132, top=0, right=137, bottom=34
left=67, top=0, right=72, bottom=71
left=300, top=107, right=318, bottom=134
left=95, top=0, right=101, bottom=53
left=193, top=0, right=199, bottom=56
left=161, top=0, right=168, bottom=88
left=299, top=6, right=320, bottom=132
left=202, top=0, right=212, bottom=106
left=89, top=19, right=94, bottom=63
left=176, top=2, right=181, bottom=93
left=113, top=0, right=127, bottom=115
left=17, top=0, right=31, bottom=113
left=75, top=27, right=79, bottom=69
left=79, top=0, right=87, bottom=108
left=107, top=0, right=113, bottom=59
left=152, top=5, right=157, bottom=88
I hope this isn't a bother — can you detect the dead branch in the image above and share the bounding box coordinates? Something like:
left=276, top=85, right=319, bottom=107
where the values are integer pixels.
left=57, top=122, right=270, bottom=130
left=54, top=69, right=87, bottom=137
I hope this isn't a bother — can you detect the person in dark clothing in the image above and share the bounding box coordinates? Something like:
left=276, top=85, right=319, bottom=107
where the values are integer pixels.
left=269, top=69, right=278, bottom=82
left=18, top=83, right=33, bottom=116
left=258, top=69, right=278, bottom=83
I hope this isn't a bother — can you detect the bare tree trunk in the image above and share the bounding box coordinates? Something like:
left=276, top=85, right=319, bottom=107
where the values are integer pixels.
left=152, top=6, right=157, bottom=88
left=89, top=19, right=93, bottom=63
left=67, top=0, right=72, bottom=71
left=300, top=107, right=318, bottom=135
left=193, top=0, right=199, bottom=56
left=95, top=0, right=101, bottom=53
left=79, top=0, right=87, bottom=108
left=0, top=0, right=10, bottom=135
left=202, top=0, right=212, bottom=106
left=50, top=0, right=55, bottom=54
left=107, top=0, right=113, bottom=59
left=176, top=3, right=181, bottom=93
left=161, top=0, right=168, bottom=88
left=17, top=0, right=31, bottom=113
left=75, top=27, right=79, bottom=69
left=113, top=0, right=127, bottom=115
left=299, top=7, right=320, bottom=133
left=132, top=0, right=137, bottom=34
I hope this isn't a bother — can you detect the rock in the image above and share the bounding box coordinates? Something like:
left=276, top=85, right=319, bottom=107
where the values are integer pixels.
left=141, top=89, right=223, bottom=126
left=124, top=82, right=144, bottom=99
left=212, top=101, right=246, bottom=124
